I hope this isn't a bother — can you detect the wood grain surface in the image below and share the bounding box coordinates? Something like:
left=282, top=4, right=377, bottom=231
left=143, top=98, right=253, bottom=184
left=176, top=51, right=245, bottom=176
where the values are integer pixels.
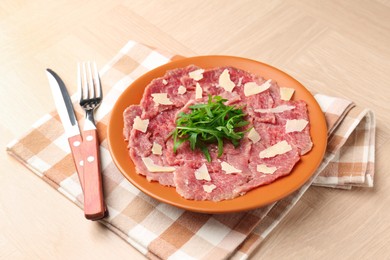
left=1, top=1, right=389, bottom=259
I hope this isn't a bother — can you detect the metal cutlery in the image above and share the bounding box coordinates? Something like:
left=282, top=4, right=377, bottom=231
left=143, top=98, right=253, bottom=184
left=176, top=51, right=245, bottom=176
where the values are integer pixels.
left=46, top=64, right=106, bottom=221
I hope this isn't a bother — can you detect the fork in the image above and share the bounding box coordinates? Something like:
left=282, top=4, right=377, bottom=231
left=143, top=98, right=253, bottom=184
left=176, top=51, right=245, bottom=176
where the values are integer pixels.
left=78, top=61, right=105, bottom=220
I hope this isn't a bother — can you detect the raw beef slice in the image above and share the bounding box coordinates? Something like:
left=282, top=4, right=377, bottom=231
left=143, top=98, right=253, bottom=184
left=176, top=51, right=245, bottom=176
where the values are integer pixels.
left=123, top=65, right=313, bottom=201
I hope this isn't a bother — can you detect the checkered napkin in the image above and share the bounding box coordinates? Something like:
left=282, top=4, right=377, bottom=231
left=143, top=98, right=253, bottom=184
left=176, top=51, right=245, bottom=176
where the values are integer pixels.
left=6, top=41, right=376, bottom=259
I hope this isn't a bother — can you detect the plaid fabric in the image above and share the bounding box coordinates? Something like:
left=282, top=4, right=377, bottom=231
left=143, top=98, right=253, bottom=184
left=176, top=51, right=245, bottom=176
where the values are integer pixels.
left=6, top=41, right=376, bottom=259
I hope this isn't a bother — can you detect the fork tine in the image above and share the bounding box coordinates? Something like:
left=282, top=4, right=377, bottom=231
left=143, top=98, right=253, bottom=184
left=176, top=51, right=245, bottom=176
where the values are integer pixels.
left=82, top=62, right=89, bottom=100
left=92, top=62, right=102, bottom=99
left=87, top=61, right=95, bottom=99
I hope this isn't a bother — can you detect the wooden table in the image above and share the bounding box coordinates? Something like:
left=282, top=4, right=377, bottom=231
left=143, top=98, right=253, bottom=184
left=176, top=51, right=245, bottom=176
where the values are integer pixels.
left=1, top=1, right=389, bottom=259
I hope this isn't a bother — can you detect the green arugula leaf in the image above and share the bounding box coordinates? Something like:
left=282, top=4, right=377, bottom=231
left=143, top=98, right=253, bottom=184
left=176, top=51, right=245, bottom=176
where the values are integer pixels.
left=171, top=95, right=250, bottom=162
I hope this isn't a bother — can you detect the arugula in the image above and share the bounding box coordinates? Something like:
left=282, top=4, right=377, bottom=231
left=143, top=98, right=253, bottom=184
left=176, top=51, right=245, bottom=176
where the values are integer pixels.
left=171, top=95, right=250, bottom=162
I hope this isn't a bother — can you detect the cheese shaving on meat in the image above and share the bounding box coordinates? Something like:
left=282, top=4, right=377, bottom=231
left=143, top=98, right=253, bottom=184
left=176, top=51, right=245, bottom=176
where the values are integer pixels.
left=133, top=116, right=149, bottom=133
left=151, top=142, right=162, bottom=155
left=151, top=93, right=173, bottom=105
left=237, top=77, right=243, bottom=87
left=221, top=161, right=242, bottom=174
left=280, top=87, right=295, bottom=101
left=195, top=83, right=203, bottom=99
left=244, top=79, right=271, bottom=97
left=189, top=69, right=204, bottom=81
left=255, top=105, right=295, bottom=113
left=141, top=157, right=175, bottom=172
left=259, top=140, right=292, bottom=158
left=285, top=119, right=309, bottom=133
left=203, top=184, right=216, bottom=193
left=178, top=85, right=187, bottom=94
left=248, top=128, right=261, bottom=143
left=218, top=69, right=235, bottom=92
left=256, top=164, right=277, bottom=174
left=195, top=163, right=211, bottom=181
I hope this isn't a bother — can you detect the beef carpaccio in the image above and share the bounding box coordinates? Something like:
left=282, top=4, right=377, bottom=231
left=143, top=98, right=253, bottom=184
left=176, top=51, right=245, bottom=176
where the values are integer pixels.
left=123, top=65, right=312, bottom=201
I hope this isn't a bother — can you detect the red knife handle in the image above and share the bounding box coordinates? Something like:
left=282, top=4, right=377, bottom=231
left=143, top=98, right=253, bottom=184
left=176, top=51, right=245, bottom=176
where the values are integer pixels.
left=82, top=129, right=105, bottom=220
left=68, top=135, right=84, bottom=189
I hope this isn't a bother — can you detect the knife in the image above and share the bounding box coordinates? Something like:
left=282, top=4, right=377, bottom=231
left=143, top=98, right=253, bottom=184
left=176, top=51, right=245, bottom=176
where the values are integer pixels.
left=46, top=69, right=85, bottom=189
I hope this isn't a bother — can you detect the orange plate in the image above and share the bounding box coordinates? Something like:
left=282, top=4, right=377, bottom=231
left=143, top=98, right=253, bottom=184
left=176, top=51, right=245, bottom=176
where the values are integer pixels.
left=107, top=56, right=327, bottom=214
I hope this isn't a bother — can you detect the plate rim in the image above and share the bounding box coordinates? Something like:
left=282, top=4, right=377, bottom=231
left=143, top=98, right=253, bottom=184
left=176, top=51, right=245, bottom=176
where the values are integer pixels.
left=107, top=55, right=327, bottom=214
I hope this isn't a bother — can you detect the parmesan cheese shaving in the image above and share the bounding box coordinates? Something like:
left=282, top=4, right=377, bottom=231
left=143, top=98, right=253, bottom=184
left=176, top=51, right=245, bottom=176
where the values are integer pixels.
left=151, top=93, right=173, bottom=105
left=188, top=69, right=204, bottom=81
left=162, top=79, right=168, bottom=85
left=259, top=140, right=292, bottom=158
left=237, top=77, right=243, bottom=87
left=178, top=85, right=187, bottom=94
left=285, top=119, right=309, bottom=133
left=218, top=69, right=235, bottom=92
left=141, top=157, right=175, bottom=172
left=195, top=83, right=203, bottom=99
left=256, top=164, right=277, bottom=174
left=151, top=142, right=162, bottom=155
left=280, top=87, right=295, bottom=101
left=133, top=116, right=149, bottom=133
left=221, top=161, right=242, bottom=174
left=203, top=184, right=216, bottom=193
left=195, top=163, right=211, bottom=181
left=244, top=79, right=271, bottom=97
left=255, top=105, right=295, bottom=113
left=248, top=128, right=261, bottom=143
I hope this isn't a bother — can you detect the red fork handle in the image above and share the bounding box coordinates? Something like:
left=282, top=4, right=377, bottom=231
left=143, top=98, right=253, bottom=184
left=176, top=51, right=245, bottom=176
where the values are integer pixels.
left=82, top=129, right=105, bottom=220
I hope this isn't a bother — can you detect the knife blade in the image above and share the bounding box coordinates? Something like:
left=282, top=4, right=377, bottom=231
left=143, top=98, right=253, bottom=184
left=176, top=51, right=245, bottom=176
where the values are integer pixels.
left=46, top=69, right=84, bottom=189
